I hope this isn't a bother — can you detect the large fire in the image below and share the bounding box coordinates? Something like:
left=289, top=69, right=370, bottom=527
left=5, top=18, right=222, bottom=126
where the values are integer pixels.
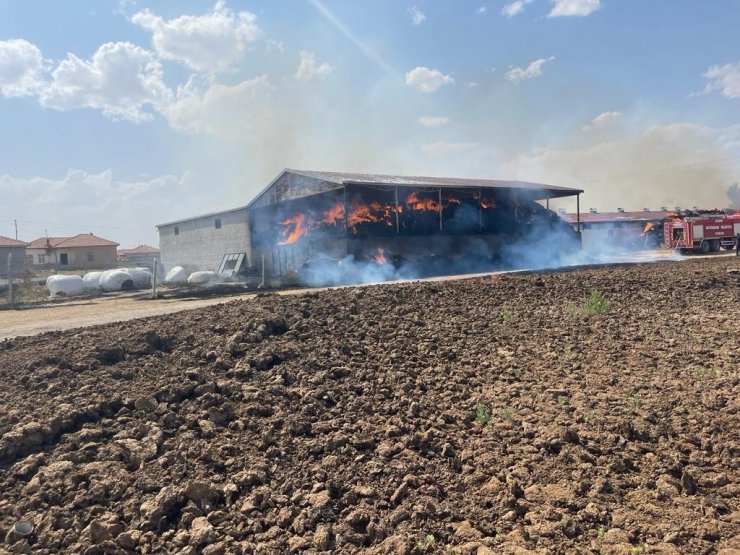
left=347, top=201, right=396, bottom=232
left=642, top=222, right=654, bottom=234
left=278, top=202, right=346, bottom=244
left=278, top=192, right=495, bottom=242
left=278, top=213, right=308, bottom=245
left=322, top=202, right=345, bottom=225
left=405, top=192, right=441, bottom=212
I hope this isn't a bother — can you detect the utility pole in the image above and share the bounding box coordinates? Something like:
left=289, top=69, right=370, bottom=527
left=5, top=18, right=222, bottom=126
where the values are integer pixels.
left=14, top=219, right=18, bottom=240
left=7, top=253, right=14, bottom=308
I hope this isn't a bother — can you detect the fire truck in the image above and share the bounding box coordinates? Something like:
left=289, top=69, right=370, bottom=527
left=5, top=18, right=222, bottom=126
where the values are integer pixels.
left=664, top=211, right=740, bottom=253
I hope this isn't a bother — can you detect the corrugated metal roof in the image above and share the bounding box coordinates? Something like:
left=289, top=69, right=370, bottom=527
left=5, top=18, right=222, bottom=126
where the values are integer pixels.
left=243, top=169, right=583, bottom=211
left=289, top=169, right=583, bottom=195
left=561, top=211, right=672, bottom=224
left=0, top=235, right=27, bottom=247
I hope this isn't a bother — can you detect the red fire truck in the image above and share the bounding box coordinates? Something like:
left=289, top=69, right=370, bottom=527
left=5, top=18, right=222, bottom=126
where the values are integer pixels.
left=664, top=212, right=740, bottom=253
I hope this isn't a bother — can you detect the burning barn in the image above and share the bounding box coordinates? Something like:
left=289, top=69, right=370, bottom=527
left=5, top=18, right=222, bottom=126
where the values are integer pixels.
left=560, top=208, right=671, bottom=251
left=248, top=170, right=583, bottom=281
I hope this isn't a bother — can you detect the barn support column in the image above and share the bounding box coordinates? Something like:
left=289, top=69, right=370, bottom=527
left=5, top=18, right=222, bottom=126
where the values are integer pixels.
left=576, top=193, right=582, bottom=247
left=343, top=186, right=349, bottom=236
left=478, top=188, right=482, bottom=232
left=438, top=188, right=443, bottom=231
left=394, top=187, right=400, bottom=234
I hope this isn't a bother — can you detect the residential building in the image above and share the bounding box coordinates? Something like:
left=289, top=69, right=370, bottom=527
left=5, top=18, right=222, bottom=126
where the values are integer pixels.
left=26, top=233, right=119, bottom=270
left=0, top=236, right=27, bottom=277
left=117, top=244, right=161, bottom=270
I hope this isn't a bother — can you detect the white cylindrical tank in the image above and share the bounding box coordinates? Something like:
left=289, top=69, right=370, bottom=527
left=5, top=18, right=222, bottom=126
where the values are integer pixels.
left=99, top=270, right=135, bottom=292
left=164, top=266, right=188, bottom=284
left=47, top=275, right=85, bottom=297
left=187, top=271, right=217, bottom=284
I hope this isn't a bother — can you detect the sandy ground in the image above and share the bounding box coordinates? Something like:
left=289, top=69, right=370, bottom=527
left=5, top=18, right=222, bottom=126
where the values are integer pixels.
left=0, top=294, right=256, bottom=341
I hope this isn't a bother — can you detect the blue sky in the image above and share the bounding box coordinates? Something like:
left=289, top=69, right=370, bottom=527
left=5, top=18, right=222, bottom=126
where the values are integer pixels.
left=1, top=0, right=739, bottom=246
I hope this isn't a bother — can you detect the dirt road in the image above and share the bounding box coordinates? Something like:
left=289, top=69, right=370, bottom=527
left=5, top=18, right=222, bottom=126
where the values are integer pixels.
left=0, top=293, right=256, bottom=341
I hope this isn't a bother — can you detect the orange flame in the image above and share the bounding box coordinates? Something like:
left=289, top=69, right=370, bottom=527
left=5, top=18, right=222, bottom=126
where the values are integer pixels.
left=278, top=213, right=308, bottom=245
left=642, top=222, right=654, bottom=233
left=480, top=198, right=496, bottom=209
left=406, top=192, right=440, bottom=211
left=322, top=202, right=345, bottom=225
left=370, top=247, right=387, bottom=264
left=445, top=197, right=462, bottom=206
left=347, top=201, right=396, bottom=232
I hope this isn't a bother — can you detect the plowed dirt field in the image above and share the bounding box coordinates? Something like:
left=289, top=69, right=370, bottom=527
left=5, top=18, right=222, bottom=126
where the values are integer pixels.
left=0, top=257, right=738, bottom=554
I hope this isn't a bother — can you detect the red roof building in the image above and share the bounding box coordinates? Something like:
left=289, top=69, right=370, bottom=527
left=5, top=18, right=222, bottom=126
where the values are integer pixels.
left=26, top=233, right=120, bottom=269
left=117, top=244, right=160, bottom=256
left=117, top=244, right=161, bottom=270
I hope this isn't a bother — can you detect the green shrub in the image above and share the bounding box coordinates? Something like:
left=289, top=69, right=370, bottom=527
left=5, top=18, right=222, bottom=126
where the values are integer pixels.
left=475, top=404, right=491, bottom=427
left=578, top=290, right=612, bottom=316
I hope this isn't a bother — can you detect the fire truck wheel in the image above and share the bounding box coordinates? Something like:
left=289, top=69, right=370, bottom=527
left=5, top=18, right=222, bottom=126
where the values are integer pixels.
left=709, top=240, right=721, bottom=252
left=700, top=241, right=710, bottom=254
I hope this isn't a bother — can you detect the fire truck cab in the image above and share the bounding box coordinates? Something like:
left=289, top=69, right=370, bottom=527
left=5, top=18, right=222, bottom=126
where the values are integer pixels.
left=664, top=213, right=740, bottom=253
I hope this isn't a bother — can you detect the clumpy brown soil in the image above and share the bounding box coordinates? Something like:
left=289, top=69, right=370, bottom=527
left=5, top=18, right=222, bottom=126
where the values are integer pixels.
left=0, top=258, right=738, bottom=554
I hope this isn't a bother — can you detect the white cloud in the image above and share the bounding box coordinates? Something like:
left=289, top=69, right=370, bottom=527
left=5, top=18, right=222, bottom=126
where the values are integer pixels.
left=39, top=42, right=172, bottom=123
left=502, top=0, right=534, bottom=17
left=405, top=66, right=455, bottom=93
left=422, top=141, right=482, bottom=156
left=582, top=111, right=622, bottom=131
left=0, top=169, right=198, bottom=246
left=407, top=6, right=427, bottom=25
left=265, top=39, right=285, bottom=53
left=295, top=51, right=333, bottom=81
left=505, top=57, right=554, bottom=82
left=164, top=74, right=272, bottom=139
left=478, top=6, right=488, bottom=14
left=131, top=1, right=260, bottom=73
left=702, top=62, right=740, bottom=99
left=0, top=39, right=45, bottom=97
left=419, top=115, right=450, bottom=127
left=548, top=0, right=601, bottom=17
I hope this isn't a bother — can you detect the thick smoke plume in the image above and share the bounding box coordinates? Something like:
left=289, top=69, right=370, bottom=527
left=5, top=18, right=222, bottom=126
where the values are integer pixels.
left=505, top=123, right=739, bottom=213
left=293, top=217, right=668, bottom=288
left=728, top=183, right=740, bottom=209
